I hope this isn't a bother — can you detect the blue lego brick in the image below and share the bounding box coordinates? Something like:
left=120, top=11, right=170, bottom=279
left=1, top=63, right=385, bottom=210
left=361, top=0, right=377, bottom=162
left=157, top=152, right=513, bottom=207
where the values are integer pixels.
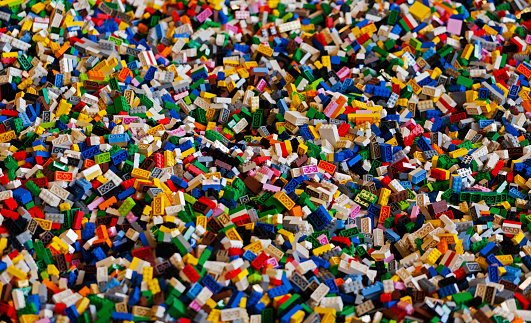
left=112, top=312, right=134, bottom=321
left=411, top=169, right=427, bottom=185
left=448, top=85, right=466, bottom=92
left=399, top=181, right=412, bottom=189
left=436, top=279, right=458, bottom=296
left=65, top=305, right=79, bottom=322
left=415, top=213, right=425, bottom=231
left=243, top=250, right=257, bottom=262
left=426, top=110, right=442, bottom=119
left=81, top=145, right=101, bottom=160
left=325, top=279, right=339, bottom=294
left=478, top=88, right=488, bottom=98
left=247, top=290, right=263, bottom=306
left=505, top=265, right=521, bottom=278
left=504, top=123, right=520, bottom=136
left=100, top=277, right=120, bottom=292
left=18, top=112, right=31, bottom=127
left=281, top=273, right=292, bottom=290
left=486, top=254, right=504, bottom=267
left=390, top=24, right=402, bottom=35
left=117, top=187, right=136, bottom=200
left=479, top=241, right=497, bottom=258
left=384, top=229, right=400, bottom=243
left=126, top=61, right=141, bottom=70
left=367, top=204, right=381, bottom=217
left=361, top=281, right=383, bottom=297
left=451, top=176, right=463, bottom=193
left=277, top=99, right=289, bottom=115
left=338, top=293, right=355, bottom=304
left=26, top=294, right=39, bottom=313
left=202, top=275, right=222, bottom=294
left=509, top=188, right=526, bottom=200
left=54, top=74, right=64, bottom=88
left=110, top=149, right=129, bottom=165
left=267, top=285, right=289, bottom=298
left=280, top=305, right=304, bottom=323
left=519, top=236, right=529, bottom=247
left=379, top=143, right=393, bottom=162
left=234, top=44, right=250, bottom=53
left=488, top=265, right=499, bottom=283
left=13, top=187, right=32, bottom=204
left=522, top=255, right=531, bottom=270
left=307, top=205, right=333, bottom=231
left=416, top=137, right=431, bottom=151
left=311, top=255, right=329, bottom=268
left=438, top=266, right=451, bottom=277
left=347, top=154, right=362, bottom=167
left=108, top=133, right=129, bottom=144
left=186, top=283, right=203, bottom=300
left=93, top=247, right=106, bottom=261
left=76, top=178, right=93, bottom=192
left=318, top=81, right=331, bottom=92
left=144, top=66, right=157, bottom=82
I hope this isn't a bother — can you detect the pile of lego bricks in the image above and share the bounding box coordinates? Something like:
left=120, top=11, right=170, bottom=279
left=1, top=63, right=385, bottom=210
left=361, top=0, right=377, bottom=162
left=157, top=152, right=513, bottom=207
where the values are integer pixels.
left=1, top=0, right=531, bottom=322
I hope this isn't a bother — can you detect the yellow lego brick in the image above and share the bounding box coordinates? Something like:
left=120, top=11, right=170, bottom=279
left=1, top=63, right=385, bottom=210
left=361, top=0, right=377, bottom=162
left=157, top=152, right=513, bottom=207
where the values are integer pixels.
left=476, top=257, right=489, bottom=270
left=31, top=2, right=45, bottom=13
left=206, top=299, right=217, bottom=309
left=273, top=191, right=295, bottom=210
left=46, top=264, right=59, bottom=276
left=131, top=168, right=151, bottom=180
left=278, top=229, right=294, bottom=243
left=77, top=297, right=90, bottom=314
left=0, top=238, right=7, bottom=255
left=386, top=137, right=398, bottom=146
left=410, top=1, right=431, bottom=21
left=297, top=144, right=308, bottom=155
left=313, top=244, right=332, bottom=256
left=512, top=232, right=525, bottom=244
left=449, top=148, right=468, bottom=158
left=233, top=269, right=248, bottom=282
left=19, top=315, right=40, bottom=323
left=181, top=147, right=196, bottom=159
left=225, top=227, right=243, bottom=242
left=257, top=44, right=273, bottom=57
left=400, top=296, right=413, bottom=305
left=495, top=255, right=513, bottom=266
left=151, top=196, right=164, bottom=216
left=183, top=254, right=199, bottom=266
left=427, top=220, right=443, bottom=228
left=35, top=218, right=52, bottom=231
left=59, top=203, right=71, bottom=211
left=244, top=240, right=263, bottom=253
left=455, top=240, right=464, bottom=254
left=515, top=174, right=528, bottom=189
left=378, top=187, right=391, bottom=206
left=129, top=257, right=139, bottom=270
left=143, top=267, right=153, bottom=281
left=315, top=307, right=336, bottom=316
left=52, top=236, right=69, bottom=252
left=11, top=254, right=23, bottom=265
left=147, top=278, right=161, bottom=294
left=425, top=248, right=442, bottom=265
left=290, top=310, right=305, bottom=323
left=7, top=266, right=27, bottom=279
